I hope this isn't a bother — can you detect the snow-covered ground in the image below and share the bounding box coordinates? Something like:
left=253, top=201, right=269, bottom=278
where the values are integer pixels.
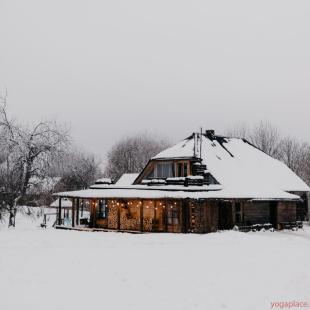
left=1, top=209, right=310, bottom=310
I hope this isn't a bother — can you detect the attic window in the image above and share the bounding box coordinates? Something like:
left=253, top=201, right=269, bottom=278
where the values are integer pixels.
left=156, top=162, right=174, bottom=178
left=177, top=162, right=188, bottom=177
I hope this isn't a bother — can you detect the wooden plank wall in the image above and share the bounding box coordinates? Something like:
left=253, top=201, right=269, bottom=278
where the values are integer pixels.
left=277, top=201, right=297, bottom=223
left=190, top=200, right=219, bottom=233
left=243, top=202, right=270, bottom=224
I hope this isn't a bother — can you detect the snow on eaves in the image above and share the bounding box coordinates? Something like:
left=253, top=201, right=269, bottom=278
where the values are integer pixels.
left=55, top=186, right=299, bottom=201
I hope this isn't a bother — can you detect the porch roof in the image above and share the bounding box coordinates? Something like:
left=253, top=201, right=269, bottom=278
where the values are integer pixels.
left=54, top=186, right=300, bottom=201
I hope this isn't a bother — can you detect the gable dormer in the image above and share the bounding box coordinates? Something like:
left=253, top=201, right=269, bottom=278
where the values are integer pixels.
left=134, top=159, right=193, bottom=184
left=133, top=157, right=220, bottom=186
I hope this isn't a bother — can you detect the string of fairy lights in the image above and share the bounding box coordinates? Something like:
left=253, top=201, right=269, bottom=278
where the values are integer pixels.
left=69, top=199, right=180, bottom=212
left=107, top=200, right=179, bottom=210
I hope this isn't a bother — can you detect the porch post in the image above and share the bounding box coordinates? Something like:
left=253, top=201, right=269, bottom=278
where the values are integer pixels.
left=140, top=201, right=143, bottom=232
left=72, top=198, right=76, bottom=228
left=76, top=198, right=80, bottom=226
left=181, top=200, right=188, bottom=233
left=164, top=199, right=168, bottom=232
left=307, top=192, right=310, bottom=225
left=117, top=201, right=121, bottom=230
left=58, top=197, right=62, bottom=225
left=231, top=201, right=235, bottom=227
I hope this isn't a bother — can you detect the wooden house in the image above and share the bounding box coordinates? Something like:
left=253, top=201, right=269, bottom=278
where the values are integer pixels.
left=53, top=130, right=310, bottom=233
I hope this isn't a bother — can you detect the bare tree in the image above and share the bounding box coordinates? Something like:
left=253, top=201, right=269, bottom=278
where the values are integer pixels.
left=249, top=121, right=281, bottom=158
left=104, top=134, right=170, bottom=181
left=54, top=150, right=102, bottom=191
left=226, top=121, right=310, bottom=186
left=277, top=137, right=310, bottom=185
left=277, top=137, right=302, bottom=172
left=0, top=99, right=69, bottom=227
left=226, top=121, right=281, bottom=157
left=225, top=122, right=249, bottom=140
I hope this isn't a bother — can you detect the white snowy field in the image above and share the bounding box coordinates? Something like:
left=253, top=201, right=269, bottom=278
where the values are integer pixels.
left=1, top=210, right=310, bottom=310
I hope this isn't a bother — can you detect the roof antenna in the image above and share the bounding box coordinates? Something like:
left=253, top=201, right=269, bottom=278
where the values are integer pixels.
left=199, top=127, right=203, bottom=161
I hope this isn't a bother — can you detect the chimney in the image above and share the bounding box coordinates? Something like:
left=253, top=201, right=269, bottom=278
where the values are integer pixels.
left=205, top=129, right=215, bottom=140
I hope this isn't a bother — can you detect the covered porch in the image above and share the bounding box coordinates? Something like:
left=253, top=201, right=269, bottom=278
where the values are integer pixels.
left=55, top=197, right=190, bottom=233
left=54, top=193, right=300, bottom=233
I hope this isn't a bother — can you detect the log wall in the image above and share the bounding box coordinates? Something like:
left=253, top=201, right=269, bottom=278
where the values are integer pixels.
left=277, top=201, right=297, bottom=223
left=187, top=200, right=219, bottom=233
left=243, top=202, right=270, bottom=224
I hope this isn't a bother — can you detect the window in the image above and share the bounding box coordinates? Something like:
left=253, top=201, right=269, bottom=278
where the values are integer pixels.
left=183, top=163, right=188, bottom=177
left=156, top=162, right=174, bottom=178
left=167, top=208, right=179, bottom=225
left=178, top=163, right=182, bottom=177
left=177, top=162, right=188, bottom=177
left=98, top=199, right=107, bottom=218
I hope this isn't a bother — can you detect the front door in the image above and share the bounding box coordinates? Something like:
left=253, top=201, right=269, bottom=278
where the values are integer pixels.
left=269, top=202, right=278, bottom=228
left=218, top=202, right=233, bottom=230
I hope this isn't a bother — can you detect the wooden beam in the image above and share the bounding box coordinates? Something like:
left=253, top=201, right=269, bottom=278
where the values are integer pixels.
left=181, top=200, right=187, bottom=233
left=58, top=197, right=62, bottom=226
left=76, top=198, right=80, bottom=226
left=164, top=199, right=168, bottom=232
left=308, top=192, right=310, bottom=225
left=72, top=198, right=75, bottom=228
left=117, top=201, right=121, bottom=230
left=140, top=201, right=143, bottom=232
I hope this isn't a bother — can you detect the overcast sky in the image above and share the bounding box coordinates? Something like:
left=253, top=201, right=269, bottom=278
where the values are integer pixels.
left=1, top=0, right=309, bottom=159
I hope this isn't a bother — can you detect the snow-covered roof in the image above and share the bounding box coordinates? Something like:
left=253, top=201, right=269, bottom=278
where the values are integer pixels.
left=153, top=135, right=310, bottom=193
left=95, top=178, right=112, bottom=184
left=50, top=197, right=72, bottom=208
left=115, top=173, right=139, bottom=186
left=55, top=187, right=299, bottom=201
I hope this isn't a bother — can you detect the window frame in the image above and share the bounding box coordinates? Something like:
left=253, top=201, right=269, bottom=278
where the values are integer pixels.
left=97, top=199, right=108, bottom=219
left=155, top=161, right=174, bottom=178
left=167, top=208, right=179, bottom=225
left=175, top=161, right=189, bottom=177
